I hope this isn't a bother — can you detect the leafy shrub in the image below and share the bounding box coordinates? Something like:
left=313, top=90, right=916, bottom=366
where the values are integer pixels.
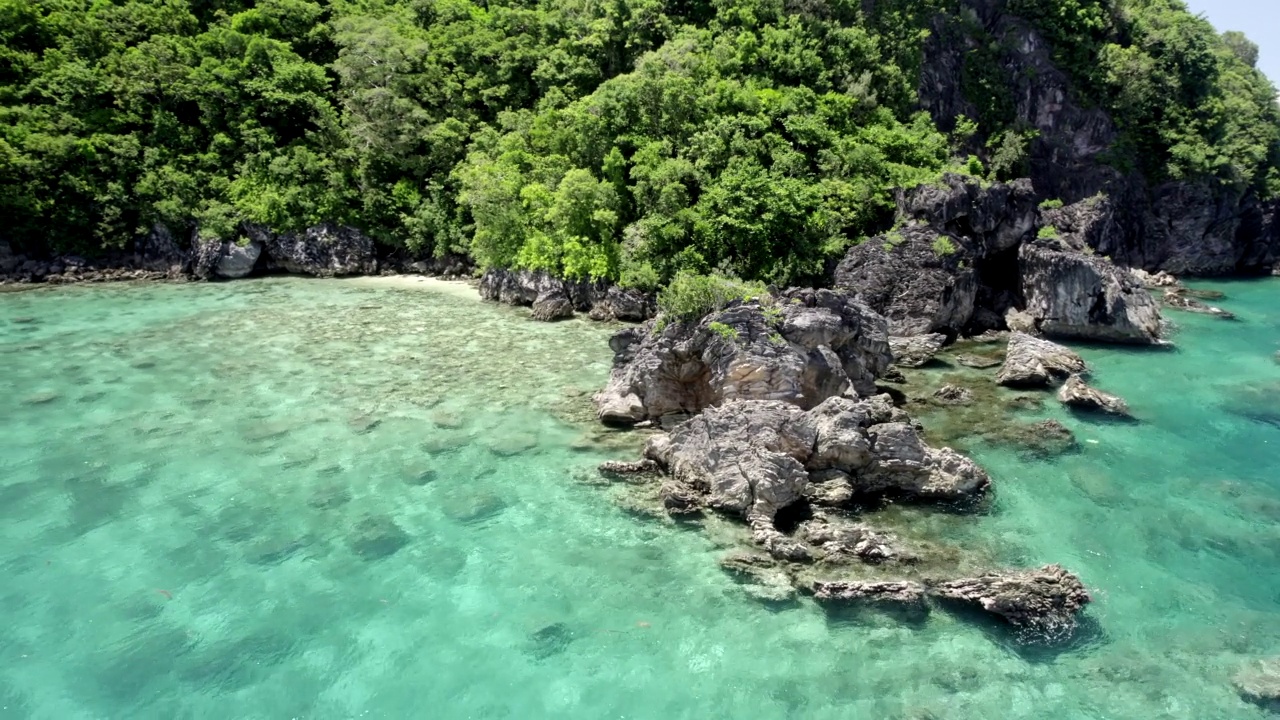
left=657, top=272, right=767, bottom=321
left=1038, top=225, right=1060, bottom=239
left=931, top=236, right=957, bottom=256
left=1039, top=198, right=1064, bottom=210
left=708, top=322, right=740, bottom=342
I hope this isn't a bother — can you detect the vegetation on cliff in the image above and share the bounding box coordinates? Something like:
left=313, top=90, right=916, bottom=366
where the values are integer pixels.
left=1, top=0, right=1276, bottom=284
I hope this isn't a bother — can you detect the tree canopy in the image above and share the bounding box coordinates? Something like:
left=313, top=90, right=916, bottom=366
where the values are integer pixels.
left=1, top=0, right=1276, bottom=284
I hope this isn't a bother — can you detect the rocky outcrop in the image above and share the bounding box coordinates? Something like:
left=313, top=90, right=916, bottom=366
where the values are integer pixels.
left=834, top=224, right=979, bottom=337
left=889, top=333, right=947, bottom=368
left=932, top=384, right=973, bottom=405
left=919, top=3, right=1277, bottom=276
left=811, top=580, right=927, bottom=610
left=928, top=564, right=1091, bottom=643
left=594, top=288, right=892, bottom=426
left=259, top=223, right=376, bottom=276
left=1234, top=658, right=1280, bottom=713
left=996, top=333, right=1087, bottom=387
left=479, top=268, right=654, bottom=322
left=1057, top=375, right=1131, bottom=417
left=1018, top=242, right=1163, bottom=343
left=1162, top=290, right=1235, bottom=319
left=642, top=397, right=990, bottom=537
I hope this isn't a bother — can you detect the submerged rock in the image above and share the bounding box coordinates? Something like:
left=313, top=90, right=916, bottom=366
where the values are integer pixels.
left=594, top=288, right=892, bottom=426
left=932, top=384, right=973, bottom=405
left=955, top=353, right=1003, bottom=369
left=1057, top=375, right=1131, bottom=416
left=597, top=459, right=660, bottom=479
left=996, top=333, right=1087, bottom=388
left=719, top=552, right=797, bottom=602
left=1162, top=290, right=1235, bottom=319
left=1233, top=658, right=1280, bottom=713
left=1018, top=242, right=1163, bottom=344
left=928, top=564, right=1091, bottom=643
left=889, top=333, right=947, bottom=368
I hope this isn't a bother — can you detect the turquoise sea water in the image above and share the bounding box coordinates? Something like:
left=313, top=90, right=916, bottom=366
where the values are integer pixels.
left=1, top=276, right=1278, bottom=719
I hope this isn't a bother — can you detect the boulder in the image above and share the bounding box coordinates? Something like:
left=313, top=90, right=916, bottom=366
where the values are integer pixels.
left=928, top=564, right=1091, bottom=643
left=889, top=333, right=947, bottom=368
left=530, top=289, right=575, bottom=321
left=593, top=288, right=893, bottom=425
left=1018, top=242, right=1162, bottom=343
left=955, top=353, right=1003, bottom=369
left=996, top=333, right=1087, bottom=388
left=1057, top=375, right=1131, bottom=416
left=796, top=515, right=909, bottom=564
left=1131, top=268, right=1180, bottom=289
left=1233, top=658, right=1280, bottom=713
left=213, top=241, right=262, bottom=279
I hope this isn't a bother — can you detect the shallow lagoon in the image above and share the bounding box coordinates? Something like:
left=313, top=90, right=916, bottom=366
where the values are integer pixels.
left=1, top=276, right=1278, bottom=719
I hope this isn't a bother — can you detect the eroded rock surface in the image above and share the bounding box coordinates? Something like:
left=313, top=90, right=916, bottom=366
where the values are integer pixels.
left=929, top=564, right=1091, bottom=643
left=811, top=580, right=927, bottom=609
left=1019, top=242, right=1162, bottom=343
left=890, top=333, right=947, bottom=368
left=1057, top=375, right=1131, bottom=416
left=594, top=289, right=892, bottom=426
left=1162, top=290, right=1235, bottom=319
left=479, top=268, right=654, bottom=322
left=996, top=333, right=1087, bottom=388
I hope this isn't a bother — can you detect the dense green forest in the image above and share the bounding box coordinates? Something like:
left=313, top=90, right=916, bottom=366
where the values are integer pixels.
left=1, top=0, right=1277, bottom=286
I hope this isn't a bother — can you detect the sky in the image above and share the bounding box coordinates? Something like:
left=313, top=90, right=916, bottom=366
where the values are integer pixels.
left=1184, top=0, right=1280, bottom=86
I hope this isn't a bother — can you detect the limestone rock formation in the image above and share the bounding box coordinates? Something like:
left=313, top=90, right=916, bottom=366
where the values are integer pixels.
left=642, top=397, right=989, bottom=538
left=932, top=384, right=973, bottom=405
left=479, top=268, right=655, bottom=321
left=889, top=333, right=947, bottom=368
left=593, top=288, right=892, bottom=426
left=833, top=225, right=979, bottom=336
left=260, top=223, right=377, bottom=276
left=1018, top=242, right=1163, bottom=343
left=996, top=333, right=1087, bottom=388
left=928, top=564, right=1091, bottom=643
left=1057, top=375, right=1131, bottom=417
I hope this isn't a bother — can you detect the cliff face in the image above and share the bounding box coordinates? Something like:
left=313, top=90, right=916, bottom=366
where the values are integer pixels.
left=921, top=0, right=1279, bottom=275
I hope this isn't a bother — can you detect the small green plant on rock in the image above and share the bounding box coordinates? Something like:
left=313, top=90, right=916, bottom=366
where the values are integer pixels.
left=931, top=235, right=957, bottom=257
left=762, top=306, right=784, bottom=326
left=708, top=322, right=740, bottom=342
left=1038, top=225, right=1060, bottom=240
left=1039, top=198, right=1064, bottom=210
left=657, top=271, right=767, bottom=321
left=768, top=332, right=786, bottom=347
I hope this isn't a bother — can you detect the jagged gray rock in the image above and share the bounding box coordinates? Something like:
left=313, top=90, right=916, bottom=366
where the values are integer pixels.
left=479, top=268, right=655, bottom=321
left=889, top=333, right=947, bottom=368
left=996, top=333, right=1087, bottom=388
left=1018, top=242, right=1163, bottom=343
left=1057, top=375, right=1131, bottom=416
left=928, top=564, right=1091, bottom=643
left=811, top=580, right=927, bottom=609
left=834, top=225, right=979, bottom=336
left=530, top=289, right=575, bottom=321
left=594, top=288, right=892, bottom=425
left=260, top=223, right=377, bottom=276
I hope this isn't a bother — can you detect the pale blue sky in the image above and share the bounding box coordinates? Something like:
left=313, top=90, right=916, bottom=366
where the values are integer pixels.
left=1184, top=0, right=1279, bottom=86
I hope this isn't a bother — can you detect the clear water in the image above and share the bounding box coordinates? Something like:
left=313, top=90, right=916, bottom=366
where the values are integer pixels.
left=1, top=276, right=1278, bottom=719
